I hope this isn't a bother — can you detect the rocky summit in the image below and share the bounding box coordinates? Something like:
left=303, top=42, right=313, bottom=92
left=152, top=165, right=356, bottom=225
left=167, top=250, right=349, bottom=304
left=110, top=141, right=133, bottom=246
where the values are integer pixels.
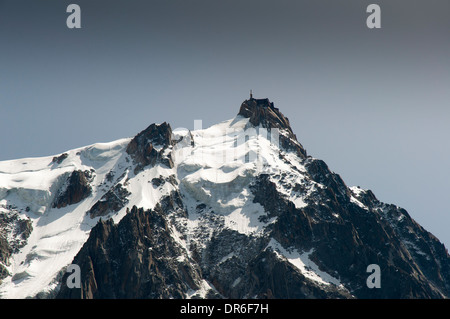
left=0, top=97, right=449, bottom=299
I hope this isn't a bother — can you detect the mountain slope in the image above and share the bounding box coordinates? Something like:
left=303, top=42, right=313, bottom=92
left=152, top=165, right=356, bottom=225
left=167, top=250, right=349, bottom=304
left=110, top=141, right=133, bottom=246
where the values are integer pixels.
left=1, top=97, right=449, bottom=299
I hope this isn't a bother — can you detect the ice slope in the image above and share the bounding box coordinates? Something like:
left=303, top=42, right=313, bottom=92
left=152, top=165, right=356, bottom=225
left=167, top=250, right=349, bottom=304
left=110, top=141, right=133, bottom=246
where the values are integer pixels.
left=176, top=117, right=270, bottom=236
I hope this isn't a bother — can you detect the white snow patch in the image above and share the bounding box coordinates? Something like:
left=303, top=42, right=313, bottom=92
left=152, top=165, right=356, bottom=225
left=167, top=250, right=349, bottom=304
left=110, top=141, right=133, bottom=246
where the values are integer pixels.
left=350, top=196, right=368, bottom=210
left=186, top=279, right=215, bottom=299
left=267, top=239, right=342, bottom=287
left=219, top=252, right=235, bottom=264
left=349, top=187, right=368, bottom=210
left=231, top=277, right=241, bottom=288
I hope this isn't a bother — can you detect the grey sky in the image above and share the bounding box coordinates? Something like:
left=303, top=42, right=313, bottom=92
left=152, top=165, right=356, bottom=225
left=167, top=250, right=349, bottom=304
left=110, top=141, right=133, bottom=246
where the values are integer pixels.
left=1, top=0, right=449, bottom=248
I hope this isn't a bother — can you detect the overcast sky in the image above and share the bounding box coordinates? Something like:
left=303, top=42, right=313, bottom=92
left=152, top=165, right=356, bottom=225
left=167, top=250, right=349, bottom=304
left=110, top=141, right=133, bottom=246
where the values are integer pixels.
left=1, top=0, right=449, bottom=248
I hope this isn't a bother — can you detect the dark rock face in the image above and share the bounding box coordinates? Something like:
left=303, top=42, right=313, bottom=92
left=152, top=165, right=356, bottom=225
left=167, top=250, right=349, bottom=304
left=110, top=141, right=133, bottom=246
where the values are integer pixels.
left=245, top=249, right=351, bottom=299
left=0, top=210, right=33, bottom=282
left=352, top=194, right=450, bottom=297
left=126, top=122, right=175, bottom=174
left=200, top=229, right=352, bottom=299
left=151, top=175, right=178, bottom=188
left=304, top=158, right=351, bottom=201
left=52, top=170, right=93, bottom=209
left=249, top=163, right=450, bottom=298
left=87, top=183, right=130, bottom=218
left=51, top=153, right=68, bottom=165
left=238, top=98, right=307, bottom=159
left=56, top=205, right=202, bottom=299
left=238, top=98, right=292, bottom=133
left=0, top=235, right=9, bottom=282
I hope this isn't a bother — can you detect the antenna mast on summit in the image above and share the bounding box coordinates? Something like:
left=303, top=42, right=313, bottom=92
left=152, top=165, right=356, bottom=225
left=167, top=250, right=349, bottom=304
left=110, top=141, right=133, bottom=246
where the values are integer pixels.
left=250, top=90, right=253, bottom=99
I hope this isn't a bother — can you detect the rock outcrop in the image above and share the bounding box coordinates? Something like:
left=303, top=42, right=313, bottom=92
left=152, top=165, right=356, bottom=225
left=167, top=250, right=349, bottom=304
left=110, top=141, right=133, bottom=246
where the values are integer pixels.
left=250, top=169, right=450, bottom=298
left=126, top=122, right=175, bottom=174
left=87, top=183, right=130, bottom=218
left=238, top=98, right=307, bottom=158
left=0, top=210, right=33, bottom=283
left=51, top=153, right=68, bottom=165
left=56, top=204, right=202, bottom=299
left=52, top=170, right=93, bottom=209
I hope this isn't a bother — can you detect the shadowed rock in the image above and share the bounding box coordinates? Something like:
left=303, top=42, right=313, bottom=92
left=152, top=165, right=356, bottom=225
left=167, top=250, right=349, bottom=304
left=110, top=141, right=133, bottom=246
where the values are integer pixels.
left=52, top=170, right=93, bottom=209
left=87, top=183, right=130, bottom=219
left=238, top=98, right=307, bottom=158
left=126, top=122, right=175, bottom=174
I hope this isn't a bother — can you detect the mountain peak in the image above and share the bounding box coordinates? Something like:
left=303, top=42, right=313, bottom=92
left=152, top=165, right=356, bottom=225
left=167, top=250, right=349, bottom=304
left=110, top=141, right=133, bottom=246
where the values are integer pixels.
left=238, top=96, right=307, bottom=158
left=238, top=96, right=292, bottom=133
left=126, top=122, right=175, bottom=174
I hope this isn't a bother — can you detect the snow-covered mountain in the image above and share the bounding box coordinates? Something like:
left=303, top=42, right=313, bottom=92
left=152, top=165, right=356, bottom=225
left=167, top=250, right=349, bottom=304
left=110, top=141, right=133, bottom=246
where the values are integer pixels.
left=1, top=97, right=449, bottom=299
